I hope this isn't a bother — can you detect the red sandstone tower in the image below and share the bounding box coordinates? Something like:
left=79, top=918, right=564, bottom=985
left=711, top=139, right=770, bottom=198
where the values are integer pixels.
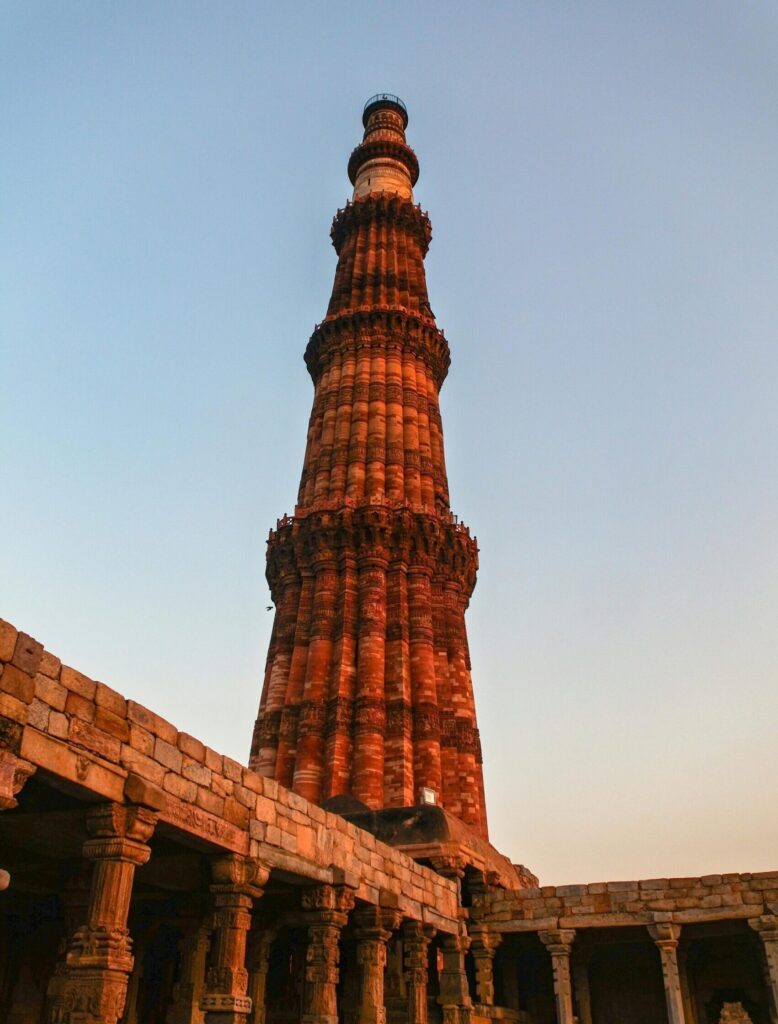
left=250, top=95, right=488, bottom=839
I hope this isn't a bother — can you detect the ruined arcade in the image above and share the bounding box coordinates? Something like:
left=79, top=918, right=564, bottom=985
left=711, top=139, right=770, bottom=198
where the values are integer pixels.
left=1, top=96, right=777, bottom=1024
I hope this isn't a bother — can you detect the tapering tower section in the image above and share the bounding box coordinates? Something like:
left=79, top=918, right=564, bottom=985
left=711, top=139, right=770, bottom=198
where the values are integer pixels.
left=250, top=96, right=488, bottom=838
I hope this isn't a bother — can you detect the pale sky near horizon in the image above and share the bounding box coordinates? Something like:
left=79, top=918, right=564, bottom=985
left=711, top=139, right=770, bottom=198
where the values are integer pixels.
left=2, top=1, right=777, bottom=885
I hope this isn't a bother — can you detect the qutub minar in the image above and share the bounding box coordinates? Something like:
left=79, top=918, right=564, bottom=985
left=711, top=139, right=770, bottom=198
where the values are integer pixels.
left=1, top=96, right=777, bottom=1024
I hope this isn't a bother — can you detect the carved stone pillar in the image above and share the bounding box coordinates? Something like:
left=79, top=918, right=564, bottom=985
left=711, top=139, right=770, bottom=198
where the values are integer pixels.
left=403, top=921, right=434, bottom=1024
left=49, top=801, right=158, bottom=1024
left=468, top=927, right=501, bottom=1008
left=437, top=932, right=472, bottom=1024
left=354, top=906, right=398, bottom=1024
left=301, top=884, right=356, bottom=1024
left=648, top=922, right=687, bottom=1024
left=166, top=917, right=210, bottom=1024
left=539, top=929, right=576, bottom=1024
left=571, top=952, right=593, bottom=1024
left=200, top=855, right=269, bottom=1024
left=246, top=930, right=276, bottom=1024
left=749, top=916, right=778, bottom=1024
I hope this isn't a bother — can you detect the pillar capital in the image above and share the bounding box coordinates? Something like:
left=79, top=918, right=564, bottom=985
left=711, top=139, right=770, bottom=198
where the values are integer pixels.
left=302, top=882, right=357, bottom=926
left=648, top=920, right=682, bottom=949
left=0, top=748, right=36, bottom=809
left=749, top=914, right=778, bottom=942
left=83, top=801, right=158, bottom=866
left=539, top=928, right=576, bottom=955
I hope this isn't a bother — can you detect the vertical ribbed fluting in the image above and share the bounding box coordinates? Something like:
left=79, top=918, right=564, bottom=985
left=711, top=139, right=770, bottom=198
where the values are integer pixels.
left=274, top=569, right=314, bottom=787
left=446, top=580, right=480, bottom=833
left=402, top=352, right=422, bottom=505
left=252, top=571, right=301, bottom=775
left=313, top=353, right=340, bottom=504
left=408, top=565, right=441, bottom=799
left=366, top=349, right=387, bottom=498
left=346, top=346, right=370, bottom=501
left=301, top=362, right=331, bottom=508
left=298, top=392, right=321, bottom=507
left=397, top=219, right=411, bottom=309
left=351, top=219, right=368, bottom=309
left=352, top=554, right=388, bottom=807
left=383, top=560, right=413, bottom=806
left=384, top=347, right=404, bottom=502
left=329, top=347, right=356, bottom=503
left=415, top=359, right=435, bottom=509
left=433, top=575, right=461, bottom=818
left=425, top=377, right=449, bottom=510
left=390, top=217, right=401, bottom=309
left=322, top=554, right=358, bottom=797
left=363, top=217, right=377, bottom=307
left=375, top=216, right=386, bottom=305
left=292, top=559, right=338, bottom=803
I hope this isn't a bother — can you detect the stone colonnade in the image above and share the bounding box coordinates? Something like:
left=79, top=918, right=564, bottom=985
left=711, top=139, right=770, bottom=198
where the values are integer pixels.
left=0, top=761, right=470, bottom=1024
left=468, top=919, right=778, bottom=1024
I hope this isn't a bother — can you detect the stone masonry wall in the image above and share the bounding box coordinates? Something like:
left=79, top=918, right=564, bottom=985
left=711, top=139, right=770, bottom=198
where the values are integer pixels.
left=0, top=617, right=458, bottom=930
left=482, top=872, right=778, bottom=930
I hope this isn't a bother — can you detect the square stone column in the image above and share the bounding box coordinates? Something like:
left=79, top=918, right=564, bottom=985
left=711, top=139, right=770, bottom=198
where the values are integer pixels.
left=200, top=855, right=269, bottom=1024
left=571, top=951, right=593, bottom=1024
left=648, top=922, right=687, bottom=1024
left=48, top=801, right=158, bottom=1024
left=300, top=884, right=356, bottom=1024
left=403, top=920, right=435, bottom=1024
left=539, top=929, right=576, bottom=1024
left=354, top=906, right=401, bottom=1024
left=749, top=915, right=778, bottom=1023
left=166, top=915, right=210, bottom=1024
left=246, top=929, right=276, bottom=1024
left=437, top=932, right=473, bottom=1024
left=468, top=926, right=501, bottom=1008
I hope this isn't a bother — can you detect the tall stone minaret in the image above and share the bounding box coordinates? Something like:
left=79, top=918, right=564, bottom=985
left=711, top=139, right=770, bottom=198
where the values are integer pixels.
left=250, top=95, right=488, bottom=839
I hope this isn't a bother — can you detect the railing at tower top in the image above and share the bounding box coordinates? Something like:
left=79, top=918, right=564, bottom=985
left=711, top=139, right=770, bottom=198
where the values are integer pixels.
left=363, top=93, right=407, bottom=117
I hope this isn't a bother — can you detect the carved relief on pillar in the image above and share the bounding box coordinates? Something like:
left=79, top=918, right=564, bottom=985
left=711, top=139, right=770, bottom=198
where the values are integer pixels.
left=468, top=926, right=501, bottom=1008
left=539, top=929, right=576, bottom=1024
left=200, top=855, right=269, bottom=1023
left=354, top=906, right=400, bottom=1024
left=403, top=920, right=435, bottom=1024
left=647, top=921, right=686, bottom=1024
left=437, top=932, right=473, bottom=1024
left=246, top=928, right=277, bottom=1024
left=301, top=885, right=356, bottom=1024
left=48, top=801, right=158, bottom=1024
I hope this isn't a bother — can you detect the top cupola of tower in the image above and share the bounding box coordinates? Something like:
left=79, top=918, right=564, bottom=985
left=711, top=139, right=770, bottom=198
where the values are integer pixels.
left=348, top=93, right=419, bottom=200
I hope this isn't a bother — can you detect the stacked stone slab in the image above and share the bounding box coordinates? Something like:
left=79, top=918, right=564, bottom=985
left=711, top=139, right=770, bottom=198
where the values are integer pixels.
left=250, top=96, right=488, bottom=839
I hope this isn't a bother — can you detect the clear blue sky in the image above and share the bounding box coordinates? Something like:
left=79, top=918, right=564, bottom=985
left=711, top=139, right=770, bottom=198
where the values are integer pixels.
left=3, top=2, right=777, bottom=884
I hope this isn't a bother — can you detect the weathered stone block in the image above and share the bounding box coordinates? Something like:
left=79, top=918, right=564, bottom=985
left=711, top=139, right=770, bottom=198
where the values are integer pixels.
left=155, top=736, right=183, bottom=772
left=1, top=664, right=35, bottom=704
left=34, top=672, right=67, bottom=711
left=164, top=772, right=197, bottom=802
left=95, top=706, right=130, bottom=742
left=182, top=758, right=211, bottom=786
left=95, top=682, right=127, bottom=717
left=0, top=620, right=18, bottom=662
left=69, top=718, right=121, bottom=762
left=28, top=698, right=50, bottom=730
left=120, top=746, right=166, bottom=786
left=61, top=665, right=96, bottom=700
left=65, top=690, right=95, bottom=723
left=11, top=633, right=43, bottom=676
left=178, top=732, right=205, bottom=762
left=38, top=650, right=61, bottom=679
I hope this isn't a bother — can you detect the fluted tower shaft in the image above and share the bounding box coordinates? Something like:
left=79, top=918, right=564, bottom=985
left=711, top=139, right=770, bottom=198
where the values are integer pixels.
left=250, top=96, right=488, bottom=838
